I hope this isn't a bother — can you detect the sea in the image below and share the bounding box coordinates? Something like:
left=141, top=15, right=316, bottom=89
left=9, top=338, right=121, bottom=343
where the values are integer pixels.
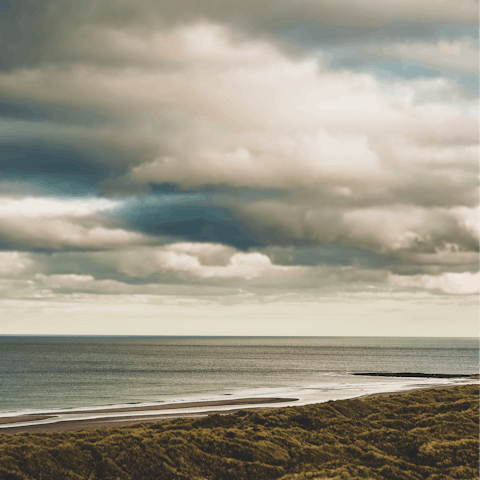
left=0, top=336, right=478, bottom=427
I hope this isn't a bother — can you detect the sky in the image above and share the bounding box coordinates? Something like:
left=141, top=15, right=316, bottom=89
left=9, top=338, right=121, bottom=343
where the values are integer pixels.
left=0, top=0, right=478, bottom=336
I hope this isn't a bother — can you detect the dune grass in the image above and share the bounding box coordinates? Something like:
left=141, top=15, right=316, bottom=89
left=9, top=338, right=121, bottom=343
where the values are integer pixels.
left=0, top=384, right=478, bottom=480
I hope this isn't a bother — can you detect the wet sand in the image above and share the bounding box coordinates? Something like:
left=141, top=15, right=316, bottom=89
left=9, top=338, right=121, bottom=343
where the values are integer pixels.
left=0, top=397, right=296, bottom=434
left=0, top=415, right=54, bottom=425
left=51, top=396, right=293, bottom=415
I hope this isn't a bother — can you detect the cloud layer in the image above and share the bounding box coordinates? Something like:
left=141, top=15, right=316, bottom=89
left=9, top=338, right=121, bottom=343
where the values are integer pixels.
left=0, top=0, right=477, bottom=333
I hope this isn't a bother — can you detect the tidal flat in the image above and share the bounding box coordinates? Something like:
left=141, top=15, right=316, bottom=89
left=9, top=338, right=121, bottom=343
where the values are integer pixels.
left=0, top=385, right=478, bottom=480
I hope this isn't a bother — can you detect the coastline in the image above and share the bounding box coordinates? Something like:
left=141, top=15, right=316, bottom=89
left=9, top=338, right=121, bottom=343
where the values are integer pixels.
left=359, top=382, right=474, bottom=399
left=1, top=384, right=477, bottom=480
left=0, top=397, right=297, bottom=434
left=2, top=383, right=477, bottom=435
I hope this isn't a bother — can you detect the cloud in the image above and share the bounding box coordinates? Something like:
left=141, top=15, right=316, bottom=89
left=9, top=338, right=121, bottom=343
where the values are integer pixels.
left=0, top=22, right=476, bottom=270
left=366, top=38, right=479, bottom=73
left=120, top=199, right=262, bottom=249
left=0, top=218, right=150, bottom=251
left=237, top=201, right=478, bottom=255
left=0, top=197, right=153, bottom=251
left=25, top=242, right=393, bottom=292
left=34, top=273, right=144, bottom=295
left=103, top=242, right=299, bottom=282
left=0, top=252, right=33, bottom=276
left=153, top=248, right=293, bottom=280
left=0, top=137, right=132, bottom=200
left=0, top=197, right=118, bottom=218
left=389, top=271, right=479, bottom=294
left=27, top=0, right=480, bottom=72
left=0, top=0, right=477, bottom=316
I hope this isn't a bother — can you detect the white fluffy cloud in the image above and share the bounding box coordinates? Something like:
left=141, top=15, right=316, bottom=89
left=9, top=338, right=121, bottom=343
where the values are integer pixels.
left=0, top=197, right=152, bottom=250
left=0, top=218, right=150, bottom=250
left=112, top=243, right=298, bottom=281
left=0, top=197, right=119, bottom=218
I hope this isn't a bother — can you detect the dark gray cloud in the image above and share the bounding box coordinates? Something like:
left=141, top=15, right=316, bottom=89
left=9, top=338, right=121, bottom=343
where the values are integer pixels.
left=1, top=0, right=477, bottom=73
left=0, top=100, right=108, bottom=126
left=271, top=22, right=467, bottom=52
left=0, top=138, right=116, bottom=179
left=0, top=0, right=51, bottom=70
left=0, top=136, right=132, bottom=199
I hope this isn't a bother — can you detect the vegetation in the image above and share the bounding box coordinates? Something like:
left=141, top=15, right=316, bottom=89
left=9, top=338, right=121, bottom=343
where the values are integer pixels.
left=0, top=385, right=478, bottom=480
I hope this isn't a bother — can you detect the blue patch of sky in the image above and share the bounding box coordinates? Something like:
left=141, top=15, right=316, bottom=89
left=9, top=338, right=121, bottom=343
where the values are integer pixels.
left=115, top=194, right=263, bottom=250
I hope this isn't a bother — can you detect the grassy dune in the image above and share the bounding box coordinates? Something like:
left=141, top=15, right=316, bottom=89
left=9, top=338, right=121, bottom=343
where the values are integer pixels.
left=0, top=385, right=478, bottom=480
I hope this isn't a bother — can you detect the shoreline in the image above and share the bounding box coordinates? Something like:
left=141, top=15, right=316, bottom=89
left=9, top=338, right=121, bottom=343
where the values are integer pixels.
left=358, top=383, right=473, bottom=399
left=0, top=397, right=297, bottom=434
left=1, top=384, right=477, bottom=480
left=38, top=396, right=295, bottom=416
left=2, top=383, right=477, bottom=435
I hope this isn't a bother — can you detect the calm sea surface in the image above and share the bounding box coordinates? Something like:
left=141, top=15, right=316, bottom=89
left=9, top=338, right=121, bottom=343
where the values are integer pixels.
left=0, top=336, right=478, bottom=415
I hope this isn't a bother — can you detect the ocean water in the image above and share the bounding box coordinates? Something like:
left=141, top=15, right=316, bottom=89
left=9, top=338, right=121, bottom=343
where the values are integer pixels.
left=0, top=336, right=478, bottom=419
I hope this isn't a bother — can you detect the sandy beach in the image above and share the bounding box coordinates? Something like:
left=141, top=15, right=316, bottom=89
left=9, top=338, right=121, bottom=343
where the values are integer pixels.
left=0, top=397, right=297, bottom=434
left=2, top=384, right=476, bottom=435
